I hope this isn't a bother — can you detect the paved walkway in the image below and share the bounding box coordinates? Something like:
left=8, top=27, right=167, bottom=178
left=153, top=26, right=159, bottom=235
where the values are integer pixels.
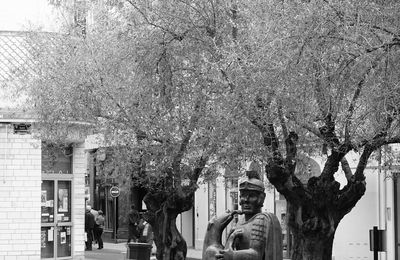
left=85, top=242, right=290, bottom=260
left=85, top=242, right=202, bottom=260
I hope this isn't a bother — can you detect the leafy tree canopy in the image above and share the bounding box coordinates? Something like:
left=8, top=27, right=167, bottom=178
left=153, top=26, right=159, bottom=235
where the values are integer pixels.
left=22, top=1, right=400, bottom=259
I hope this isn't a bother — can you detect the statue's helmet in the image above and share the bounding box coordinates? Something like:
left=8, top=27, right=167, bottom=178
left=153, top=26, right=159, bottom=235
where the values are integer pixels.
left=239, top=170, right=265, bottom=193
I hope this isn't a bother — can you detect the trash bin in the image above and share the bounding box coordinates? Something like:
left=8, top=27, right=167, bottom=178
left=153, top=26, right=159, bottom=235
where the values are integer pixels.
left=126, top=242, right=153, bottom=260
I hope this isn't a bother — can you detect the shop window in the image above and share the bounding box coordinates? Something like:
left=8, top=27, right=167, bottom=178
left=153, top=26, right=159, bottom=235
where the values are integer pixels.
left=57, top=181, right=72, bottom=222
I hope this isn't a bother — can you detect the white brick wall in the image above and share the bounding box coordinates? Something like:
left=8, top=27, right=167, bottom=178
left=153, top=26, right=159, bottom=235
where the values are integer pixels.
left=72, top=143, right=86, bottom=260
left=0, top=124, right=88, bottom=260
left=0, top=125, right=41, bottom=259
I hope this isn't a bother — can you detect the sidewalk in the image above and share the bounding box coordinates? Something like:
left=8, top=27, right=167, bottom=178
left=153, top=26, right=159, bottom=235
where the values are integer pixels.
left=85, top=242, right=202, bottom=260
left=85, top=242, right=289, bottom=260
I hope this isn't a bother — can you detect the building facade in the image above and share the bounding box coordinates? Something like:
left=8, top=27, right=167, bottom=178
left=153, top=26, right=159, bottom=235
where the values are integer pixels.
left=191, top=152, right=400, bottom=260
left=0, top=110, right=87, bottom=260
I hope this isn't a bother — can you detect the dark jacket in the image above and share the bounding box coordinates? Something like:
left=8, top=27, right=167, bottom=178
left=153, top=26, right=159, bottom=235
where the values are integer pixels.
left=128, top=209, right=139, bottom=226
left=95, top=214, right=105, bottom=229
left=85, top=210, right=95, bottom=231
left=128, top=209, right=140, bottom=237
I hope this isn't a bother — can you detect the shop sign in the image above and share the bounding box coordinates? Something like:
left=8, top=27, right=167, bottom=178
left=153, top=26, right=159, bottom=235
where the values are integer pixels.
left=110, top=186, right=120, bottom=198
left=13, top=123, right=31, bottom=134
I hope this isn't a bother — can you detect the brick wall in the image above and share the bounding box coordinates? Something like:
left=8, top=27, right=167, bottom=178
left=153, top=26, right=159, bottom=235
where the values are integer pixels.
left=0, top=123, right=88, bottom=260
left=0, top=124, right=41, bottom=259
left=72, top=143, right=86, bottom=260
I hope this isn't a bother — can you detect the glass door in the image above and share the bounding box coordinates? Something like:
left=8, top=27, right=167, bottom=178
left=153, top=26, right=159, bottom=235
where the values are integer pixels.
left=41, top=180, right=72, bottom=259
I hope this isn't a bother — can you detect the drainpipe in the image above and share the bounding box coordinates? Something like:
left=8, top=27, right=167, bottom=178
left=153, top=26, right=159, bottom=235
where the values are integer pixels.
left=3, top=124, right=8, bottom=184
left=378, top=146, right=388, bottom=260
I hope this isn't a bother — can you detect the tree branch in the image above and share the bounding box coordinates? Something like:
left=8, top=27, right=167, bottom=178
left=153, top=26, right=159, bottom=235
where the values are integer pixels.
left=277, top=99, right=288, bottom=140
left=340, top=157, right=353, bottom=182
left=126, top=0, right=188, bottom=41
left=371, top=25, right=400, bottom=38
left=344, top=52, right=385, bottom=143
left=312, top=61, right=330, bottom=118
left=171, top=97, right=204, bottom=172
left=321, top=0, right=344, bottom=23
left=366, top=39, right=400, bottom=53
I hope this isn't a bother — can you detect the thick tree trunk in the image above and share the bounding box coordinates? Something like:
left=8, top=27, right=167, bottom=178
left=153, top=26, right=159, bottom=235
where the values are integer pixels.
left=287, top=200, right=338, bottom=260
left=291, top=230, right=335, bottom=260
left=144, top=188, right=194, bottom=260
left=151, top=209, right=187, bottom=260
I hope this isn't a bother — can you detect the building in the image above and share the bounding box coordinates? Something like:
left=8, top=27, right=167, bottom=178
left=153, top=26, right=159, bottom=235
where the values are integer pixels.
left=191, top=151, right=400, bottom=260
left=0, top=109, right=87, bottom=259
left=332, top=149, right=400, bottom=260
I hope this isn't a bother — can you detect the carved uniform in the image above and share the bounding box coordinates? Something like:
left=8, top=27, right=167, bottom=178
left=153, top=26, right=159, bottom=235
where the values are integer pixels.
left=225, top=212, right=283, bottom=260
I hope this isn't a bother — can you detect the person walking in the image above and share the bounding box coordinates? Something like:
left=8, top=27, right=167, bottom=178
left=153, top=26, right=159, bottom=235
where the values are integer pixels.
left=85, top=205, right=95, bottom=251
left=94, top=210, right=105, bottom=249
left=127, top=205, right=140, bottom=243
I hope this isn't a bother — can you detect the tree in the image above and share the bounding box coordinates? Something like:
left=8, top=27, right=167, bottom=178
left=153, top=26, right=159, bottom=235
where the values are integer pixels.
left=24, top=1, right=259, bottom=260
left=23, top=0, right=400, bottom=259
left=222, top=1, right=400, bottom=259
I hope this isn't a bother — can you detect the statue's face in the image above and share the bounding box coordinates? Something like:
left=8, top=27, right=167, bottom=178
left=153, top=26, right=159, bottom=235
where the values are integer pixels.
left=239, top=190, right=263, bottom=215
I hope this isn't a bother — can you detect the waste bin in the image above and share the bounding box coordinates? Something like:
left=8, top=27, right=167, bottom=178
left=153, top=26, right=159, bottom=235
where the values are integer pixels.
left=126, top=242, right=152, bottom=260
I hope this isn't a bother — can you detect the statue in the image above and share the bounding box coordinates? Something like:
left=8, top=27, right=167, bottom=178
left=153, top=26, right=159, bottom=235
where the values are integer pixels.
left=202, top=171, right=283, bottom=260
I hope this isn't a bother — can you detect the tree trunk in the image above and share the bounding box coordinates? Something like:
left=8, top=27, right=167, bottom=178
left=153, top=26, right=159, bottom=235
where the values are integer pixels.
left=287, top=201, right=338, bottom=260
left=151, top=209, right=187, bottom=260
left=144, top=188, right=193, bottom=260
left=291, top=230, right=335, bottom=260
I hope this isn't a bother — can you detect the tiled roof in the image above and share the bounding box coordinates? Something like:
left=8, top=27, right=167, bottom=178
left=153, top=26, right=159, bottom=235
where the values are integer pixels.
left=0, top=31, right=34, bottom=87
left=0, top=30, right=60, bottom=89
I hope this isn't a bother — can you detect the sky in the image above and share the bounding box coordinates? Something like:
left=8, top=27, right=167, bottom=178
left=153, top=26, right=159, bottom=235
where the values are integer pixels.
left=0, top=0, right=60, bottom=31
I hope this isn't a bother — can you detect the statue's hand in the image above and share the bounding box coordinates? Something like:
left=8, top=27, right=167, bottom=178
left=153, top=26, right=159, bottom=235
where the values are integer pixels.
left=215, top=249, right=234, bottom=260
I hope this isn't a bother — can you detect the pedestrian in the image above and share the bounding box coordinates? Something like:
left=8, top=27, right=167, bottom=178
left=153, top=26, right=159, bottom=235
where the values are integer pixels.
left=85, top=205, right=95, bottom=251
left=137, top=212, right=154, bottom=244
left=94, top=210, right=105, bottom=249
left=127, top=205, right=140, bottom=243
left=91, top=208, right=99, bottom=245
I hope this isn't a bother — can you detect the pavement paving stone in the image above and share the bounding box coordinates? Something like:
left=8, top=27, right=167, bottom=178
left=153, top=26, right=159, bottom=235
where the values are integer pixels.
left=84, top=242, right=202, bottom=260
left=85, top=242, right=289, bottom=260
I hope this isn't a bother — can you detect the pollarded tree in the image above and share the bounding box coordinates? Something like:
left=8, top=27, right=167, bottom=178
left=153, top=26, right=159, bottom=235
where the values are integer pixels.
left=219, top=1, right=400, bottom=259
left=23, top=1, right=262, bottom=260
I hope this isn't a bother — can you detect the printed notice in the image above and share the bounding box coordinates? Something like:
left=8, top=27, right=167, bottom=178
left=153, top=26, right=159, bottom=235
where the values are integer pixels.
left=60, top=232, right=66, bottom=244
left=41, top=191, right=47, bottom=207
left=58, top=189, right=69, bottom=212
left=48, top=228, right=54, bottom=241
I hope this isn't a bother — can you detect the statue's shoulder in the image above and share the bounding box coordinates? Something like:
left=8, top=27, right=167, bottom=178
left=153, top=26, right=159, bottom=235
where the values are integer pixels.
left=260, top=212, right=283, bottom=260
left=260, top=212, right=280, bottom=224
left=252, top=212, right=270, bottom=222
left=251, top=212, right=278, bottom=222
left=249, top=213, right=272, bottom=231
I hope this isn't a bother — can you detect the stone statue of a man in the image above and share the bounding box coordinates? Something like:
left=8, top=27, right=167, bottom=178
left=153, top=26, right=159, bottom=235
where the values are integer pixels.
left=203, top=171, right=283, bottom=260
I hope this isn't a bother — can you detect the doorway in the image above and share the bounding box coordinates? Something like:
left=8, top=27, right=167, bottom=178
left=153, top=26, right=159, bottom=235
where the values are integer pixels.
left=41, top=179, right=73, bottom=259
